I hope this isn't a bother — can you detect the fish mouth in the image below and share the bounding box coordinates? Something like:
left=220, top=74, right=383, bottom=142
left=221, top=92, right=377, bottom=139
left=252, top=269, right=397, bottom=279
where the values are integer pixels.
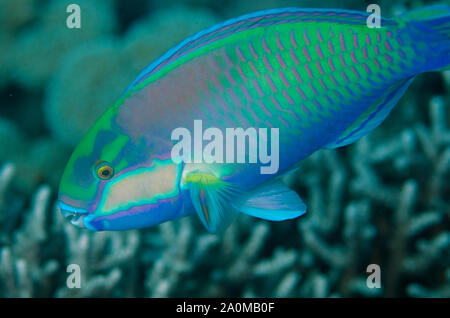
left=58, top=201, right=89, bottom=229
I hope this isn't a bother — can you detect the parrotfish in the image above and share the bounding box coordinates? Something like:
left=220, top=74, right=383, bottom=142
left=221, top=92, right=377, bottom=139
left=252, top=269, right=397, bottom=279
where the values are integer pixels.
left=58, top=6, right=450, bottom=232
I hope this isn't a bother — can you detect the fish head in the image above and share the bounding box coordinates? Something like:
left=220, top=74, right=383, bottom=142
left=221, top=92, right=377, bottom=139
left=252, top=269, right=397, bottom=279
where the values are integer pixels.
left=58, top=107, right=184, bottom=231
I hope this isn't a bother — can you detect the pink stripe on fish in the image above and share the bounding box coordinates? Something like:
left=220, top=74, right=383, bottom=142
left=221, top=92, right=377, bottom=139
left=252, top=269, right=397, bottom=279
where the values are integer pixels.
left=286, top=108, right=300, bottom=120
left=296, top=86, right=307, bottom=100
left=363, top=46, right=369, bottom=59
left=252, top=78, right=264, bottom=97
left=279, top=70, right=290, bottom=88
left=211, top=73, right=223, bottom=91
left=330, top=73, right=339, bottom=86
left=329, top=28, right=335, bottom=38
left=350, top=66, right=361, bottom=79
left=374, top=45, right=380, bottom=55
left=265, top=74, right=277, bottom=92
left=300, top=104, right=310, bottom=115
left=328, top=40, right=335, bottom=55
left=249, top=42, right=259, bottom=59
left=276, top=52, right=287, bottom=69
left=302, top=46, right=311, bottom=62
left=257, top=100, right=272, bottom=117
left=217, top=94, right=229, bottom=111
left=317, top=29, right=324, bottom=43
left=304, top=64, right=314, bottom=79
left=384, top=54, right=393, bottom=64
left=249, top=61, right=260, bottom=77
left=198, top=79, right=211, bottom=97
left=265, top=120, right=275, bottom=128
left=328, top=57, right=336, bottom=71
left=319, top=78, right=327, bottom=90
left=339, top=53, right=348, bottom=68
left=339, top=32, right=346, bottom=51
left=341, top=71, right=349, bottom=83
left=290, top=29, right=298, bottom=48
left=236, top=45, right=246, bottom=62
left=387, top=31, right=392, bottom=38
left=316, top=60, right=325, bottom=75
left=313, top=99, right=322, bottom=109
left=366, top=34, right=371, bottom=45
left=247, top=106, right=260, bottom=123
left=271, top=95, right=282, bottom=110
left=240, top=83, right=252, bottom=102
left=376, top=33, right=381, bottom=42
left=262, top=37, right=272, bottom=54
left=290, top=48, right=300, bottom=64
left=351, top=50, right=359, bottom=64
left=373, top=58, right=381, bottom=69
left=362, top=62, right=371, bottom=74
left=225, top=69, right=236, bottom=86
left=222, top=48, right=233, bottom=67
left=236, top=64, right=247, bottom=82
left=228, top=88, right=243, bottom=108
left=210, top=57, right=221, bottom=73
left=333, top=90, right=343, bottom=100
left=282, top=90, right=295, bottom=105
left=292, top=67, right=303, bottom=83
left=278, top=115, right=290, bottom=128
left=385, top=41, right=392, bottom=51
left=235, top=110, right=250, bottom=127
left=316, top=44, right=324, bottom=59
left=353, top=34, right=358, bottom=48
left=309, top=82, right=318, bottom=95
left=263, top=55, right=274, bottom=73
left=304, top=29, right=310, bottom=45
left=276, top=32, right=285, bottom=50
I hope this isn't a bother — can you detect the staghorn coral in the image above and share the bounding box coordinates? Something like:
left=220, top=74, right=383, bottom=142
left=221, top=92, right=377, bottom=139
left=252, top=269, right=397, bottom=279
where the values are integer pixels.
left=0, top=162, right=140, bottom=297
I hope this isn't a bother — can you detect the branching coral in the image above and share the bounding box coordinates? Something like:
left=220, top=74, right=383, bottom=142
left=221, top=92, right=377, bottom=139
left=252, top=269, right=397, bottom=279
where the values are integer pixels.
left=0, top=163, right=140, bottom=297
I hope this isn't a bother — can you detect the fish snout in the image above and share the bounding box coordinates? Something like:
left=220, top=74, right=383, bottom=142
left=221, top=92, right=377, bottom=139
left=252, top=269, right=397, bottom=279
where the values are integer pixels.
left=58, top=201, right=89, bottom=229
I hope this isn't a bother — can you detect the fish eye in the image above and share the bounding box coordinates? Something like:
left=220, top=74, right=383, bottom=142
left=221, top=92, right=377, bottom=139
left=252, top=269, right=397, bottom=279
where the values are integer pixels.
left=95, top=161, right=114, bottom=180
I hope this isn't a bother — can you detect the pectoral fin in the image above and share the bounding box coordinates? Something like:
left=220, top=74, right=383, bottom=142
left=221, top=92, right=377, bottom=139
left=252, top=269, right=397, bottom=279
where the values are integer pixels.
left=184, top=170, right=240, bottom=233
left=185, top=170, right=307, bottom=232
left=236, top=180, right=307, bottom=221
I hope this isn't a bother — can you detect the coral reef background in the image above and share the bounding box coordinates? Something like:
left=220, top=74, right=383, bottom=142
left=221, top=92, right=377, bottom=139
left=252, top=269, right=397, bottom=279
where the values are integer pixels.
left=0, top=0, right=449, bottom=297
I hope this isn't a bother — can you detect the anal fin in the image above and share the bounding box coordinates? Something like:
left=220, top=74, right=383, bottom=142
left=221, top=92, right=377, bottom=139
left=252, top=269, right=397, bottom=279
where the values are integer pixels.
left=236, top=180, right=307, bottom=221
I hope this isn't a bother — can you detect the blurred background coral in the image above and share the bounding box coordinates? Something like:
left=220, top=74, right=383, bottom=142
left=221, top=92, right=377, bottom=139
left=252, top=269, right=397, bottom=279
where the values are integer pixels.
left=0, top=0, right=449, bottom=297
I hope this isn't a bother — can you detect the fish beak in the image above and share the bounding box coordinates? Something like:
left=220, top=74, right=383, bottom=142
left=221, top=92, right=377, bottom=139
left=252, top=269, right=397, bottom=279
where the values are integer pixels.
left=58, top=201, right=89, bottom=229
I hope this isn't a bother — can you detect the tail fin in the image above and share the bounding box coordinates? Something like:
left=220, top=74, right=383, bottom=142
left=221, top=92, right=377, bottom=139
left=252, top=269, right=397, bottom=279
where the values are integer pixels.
left=400, top=5, right=450, bottom=71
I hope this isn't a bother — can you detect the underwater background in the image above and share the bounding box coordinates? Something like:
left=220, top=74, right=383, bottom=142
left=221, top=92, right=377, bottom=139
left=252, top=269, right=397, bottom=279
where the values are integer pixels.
left=0, top=0, right=449, bottom=297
